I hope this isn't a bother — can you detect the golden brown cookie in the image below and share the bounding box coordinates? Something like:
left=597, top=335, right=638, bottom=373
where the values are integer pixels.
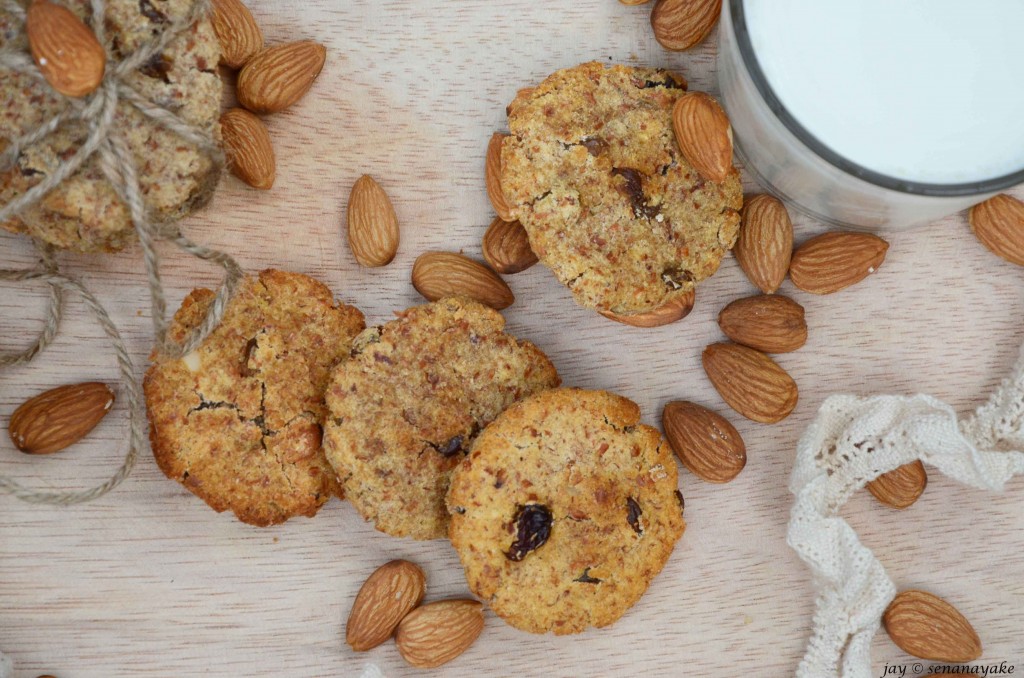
left=323, top=297, right=560, bottom=540
left=501, top=61, right=743, bottom=315
left=144, top=270, right=365, bottom=526
left=447, top=388, right=686, bottom=635
left=0, top=0, right=222, bottom=252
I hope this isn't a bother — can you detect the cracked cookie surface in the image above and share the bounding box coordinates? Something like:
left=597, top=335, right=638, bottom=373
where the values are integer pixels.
left=144, top=269, right=365, bottom=526
left=501, top=61, right=743, bottom=315
left=0, top=0, right=222, bottom=252
left=446, top=388, right=686, bottom=634
left=323, top=297, right=560, bottom=540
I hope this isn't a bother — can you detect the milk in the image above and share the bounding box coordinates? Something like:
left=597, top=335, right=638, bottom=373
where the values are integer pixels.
left=742, top=0, right=1024, bottom=185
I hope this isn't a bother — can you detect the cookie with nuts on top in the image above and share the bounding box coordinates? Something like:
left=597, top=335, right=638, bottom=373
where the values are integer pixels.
left=500, top=61, right=743, bottom=316
left=0, top=0, right=222, bottom=252
left=322, top=297, right=560, bottom=541
left=446, top=387, right=686, bottom=635
left=144, top=269, right=365, bottom=527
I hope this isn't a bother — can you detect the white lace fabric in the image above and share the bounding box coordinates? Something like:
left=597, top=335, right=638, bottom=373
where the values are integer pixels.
left=789, top=344, right=1024, bottom=678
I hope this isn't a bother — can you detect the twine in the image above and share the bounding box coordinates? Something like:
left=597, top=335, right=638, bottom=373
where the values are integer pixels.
left=0, top=0, right=243, bottom=504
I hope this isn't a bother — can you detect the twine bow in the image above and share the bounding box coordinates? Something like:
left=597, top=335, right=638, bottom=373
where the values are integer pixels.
left=0, top=0, right=242, bottom=504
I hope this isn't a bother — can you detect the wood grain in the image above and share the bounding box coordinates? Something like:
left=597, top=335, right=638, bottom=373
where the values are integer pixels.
left=2, top=2, right=1023, bottom=676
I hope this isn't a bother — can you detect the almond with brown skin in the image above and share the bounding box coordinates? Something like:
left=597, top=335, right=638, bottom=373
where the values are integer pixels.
left=866, top=460, right=927, bottom=510
left=26, top=0, right=106, bottom=98
left=702, top=342, right=798, bottom=423
left=663, top=401, right=745, bottom=483
left=347, top=175, right=400, bottom=267
left=672, top=91, right=733, bottom=184
left=718, top=295, right=807, bottom=353
left=9, top=382, right=115, bottom=455
left=346, top=560, right=426, bottom=652
left=482, top=217, right=537, bottom=274
left=412, top=252, right=514, bottom=310
left=651, top=0, right=722, bottom=51
left=237, top=41, right=326, bottom=114
left=486, top=133, right=513, bottom=221
left=883, top=590, right=982, bottom=662
left=395, top=599, right=484, bottom=669
left=210, top=0, right=264, bottom=69
left=734, top=194, right=793, bottom=294
left=968, top=193, right=1024, bottom=267
left=600, top=288, right=695, bottom=328
left=789, top=232, right=889, bottom=294
left=220, top=108, right=275, bottom=190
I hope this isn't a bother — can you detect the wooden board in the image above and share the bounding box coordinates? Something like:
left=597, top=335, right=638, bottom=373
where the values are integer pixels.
left=2, top=2, right=1023, bottom=676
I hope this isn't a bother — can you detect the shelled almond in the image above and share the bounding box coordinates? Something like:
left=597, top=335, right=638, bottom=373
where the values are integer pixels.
left=347, top=175, right=400, bottom=267
left=650, top=0, right=722, bottom=51
left=734, top=194, right=793, bottom=294
left=347, top=560, right=426, bottom=651
left=672, top=92, right=733, bottom=184
left=220, top=108, right=275, bottom=190
left=866, top=461, right=927, bottom=510
left=412, top=252, right=515, bottom=310
left=968, top=193, right=1024, bottom=266
left=237, top=41, right=327, bottom=114
left=210, top=0, right=264, bottom=69
left=718, top=295, right=807, bottom=354
left=26, top=0, right=106, bottom=98
left=789, top=232, right=889, bottom=294
left=9, top=382, right=115, bottom=455
left=486, top=133, right=514, bottom=222
left=703, top=342, right=798, bottom=423
left=395, top=599, right=484, bottom=668
left=482, top=217, right=537, bottom=274
left=600, top=289, right=695, bottom=328
left=663, top=401, right=746, bottom=482
left=883, top=590, right=982, bottom=662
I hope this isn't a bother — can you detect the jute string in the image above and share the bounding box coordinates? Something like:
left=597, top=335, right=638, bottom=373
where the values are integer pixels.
left=0, top=0, right=242, bottom=504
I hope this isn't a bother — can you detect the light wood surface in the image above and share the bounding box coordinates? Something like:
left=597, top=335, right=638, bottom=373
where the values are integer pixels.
left=2, top=2, right=1023, bottom=676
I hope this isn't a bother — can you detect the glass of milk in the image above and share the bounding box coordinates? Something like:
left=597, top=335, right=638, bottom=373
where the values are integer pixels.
left=718, top=0, right=1024, bottom=230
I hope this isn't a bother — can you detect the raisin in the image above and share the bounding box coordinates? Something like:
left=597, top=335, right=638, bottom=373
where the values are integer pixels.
left=139, top=53, right=173, bottom=83
left=437, top=435, right=464, bottom=457
left=627, top=497, right=643, bottom=535
left=505, top=504, right=552, bottom=561
left=139, top=0, right=168, bottom=23
left=240, top=337, right=258, bottom=376
left=582, top=136, right=609, bottom=157
left=661, top=267, right=694, bottom=290
left=637, top=71, right=686, bottom=90
left=674, top=490, right=685, bottom=515
left=612, top=168, right=660, bottom=220
left=574, top=567, right=602, bottom=584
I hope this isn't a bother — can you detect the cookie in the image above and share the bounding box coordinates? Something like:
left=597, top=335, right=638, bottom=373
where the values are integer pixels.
left=0, top=0, right=222, bottom=253
left=501, top=61, right=743, bottom=315
left=144, top=270, right=365, bottom=526
left=323, top=297, right=560, bottom=540
left=446, top=388, right=686, bottom=635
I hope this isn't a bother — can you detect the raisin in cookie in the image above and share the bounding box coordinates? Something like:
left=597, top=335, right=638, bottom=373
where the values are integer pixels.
left=0, top=0, right=222, bottom=252
left=144, top=270, right=365, bottom=527
left=323, top=297, right=560, bottom=540
left=501, top=61, right=743, bottom=315
left=447, top=388, right=686, bottom=635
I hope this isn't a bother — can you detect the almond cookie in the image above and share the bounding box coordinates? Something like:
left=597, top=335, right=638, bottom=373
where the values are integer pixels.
left=144, top=270, right=365, bottom=526
left=501, top=61, right=743, bottom=315
left=447, top=388, right=686, bottom=635
left=323, top=297, right=560, bottom=540
left=0, top=0, right=222, bottom=252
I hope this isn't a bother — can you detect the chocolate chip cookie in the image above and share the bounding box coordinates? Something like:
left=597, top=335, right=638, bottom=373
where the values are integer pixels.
left=323, top=297, right=560, bottom=540
left=0, top=0, right=222, bottom=252
left=447, top=388, right=686, bottom=634
left=144, top=270, right=365, bottom=527
left=501, top=61, right=743, bottom=315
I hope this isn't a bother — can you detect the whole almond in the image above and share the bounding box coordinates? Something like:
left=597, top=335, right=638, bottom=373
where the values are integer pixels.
left=26, top=0, right=106, bottom=98
left=347, top=175, right=400, bottom=267
left=237, top=41, right=326, bottom=114
left=789, top=232, right=889, bottom=295
left=346, top=560, right=426, bottom=652
left=220, top=108, right=275, bottom=190
left=883, top=590, right=982, bottom=662
left=718, top=295, right=807, bottom=353
left=395, top=599, right=484, bottom=669
left=9, top=382, right=115, bottom=455
left=486, top=133, right=513, bottom=221
left=672, top=92, right=733, bottom=184
left=651, top=0, right=722, bottom=51
left=663, top=401, right=745, bottom=483
left=734, top=194, right=793, bottom=294
left=210, top=0, right=264, bottom=69
left=702, top=342, right=798, bottom=423
left=866, top=460, right=927, bottom=510
left=482, top=217, right=537, bottom=274
left=412, top=252, right=514, bottom=310
left=968, top=193, right=1024, bottom=267
left=600, top=288, right=695, bottom=328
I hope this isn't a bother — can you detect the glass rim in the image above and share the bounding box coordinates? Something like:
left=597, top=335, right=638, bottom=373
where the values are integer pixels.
left=730, top=0, right=1024, bottom=197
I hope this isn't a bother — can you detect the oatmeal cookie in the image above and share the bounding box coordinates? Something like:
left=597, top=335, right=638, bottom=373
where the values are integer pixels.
left=0, top=0, right=222, bottom=252
left=447, top=387, right=686, bottom=634
left=501, top=61, right=743, bottom=315
left=144, top=270, right=365, bottom=526
left=323, top=297, right=559, bottom=540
